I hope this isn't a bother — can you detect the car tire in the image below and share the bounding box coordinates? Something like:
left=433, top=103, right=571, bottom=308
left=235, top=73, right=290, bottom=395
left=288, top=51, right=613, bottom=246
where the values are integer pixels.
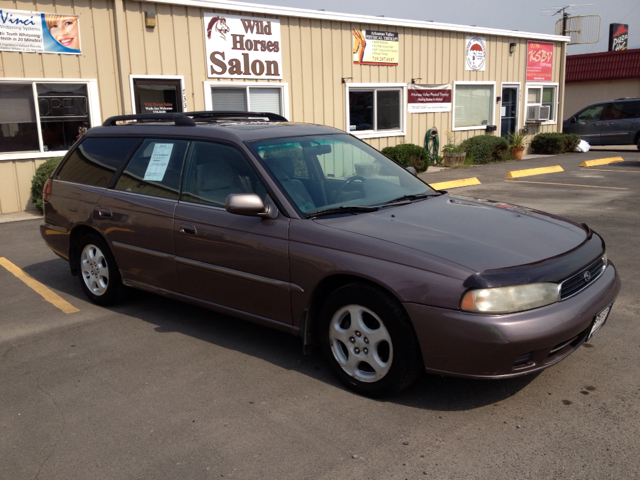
left=319, top=283, right=423, bottom=397
left=78, top=234, right=126, bottom=306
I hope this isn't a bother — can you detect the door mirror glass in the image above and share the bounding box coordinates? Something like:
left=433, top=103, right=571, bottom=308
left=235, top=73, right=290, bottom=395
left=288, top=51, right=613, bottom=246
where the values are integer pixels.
left=406, top=166, right=417, bottom=176
left=226, top=193, right=278, bottom=219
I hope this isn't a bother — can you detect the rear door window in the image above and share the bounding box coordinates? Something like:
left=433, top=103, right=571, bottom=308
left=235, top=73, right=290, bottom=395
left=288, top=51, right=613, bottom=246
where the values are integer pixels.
left=114, top=139, right=189, bottom=199
left=56, top=137, right=140, bottom=187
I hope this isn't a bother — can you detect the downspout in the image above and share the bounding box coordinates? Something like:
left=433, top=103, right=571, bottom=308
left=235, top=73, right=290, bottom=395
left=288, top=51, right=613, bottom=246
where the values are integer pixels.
left=112, top=0, right=133, bottom=115
left=558, top=40, right=567, bottom=131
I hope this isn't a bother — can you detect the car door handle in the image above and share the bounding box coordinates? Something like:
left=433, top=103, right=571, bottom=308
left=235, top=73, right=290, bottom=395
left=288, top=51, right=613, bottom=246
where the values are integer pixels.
left=179, top=223, right=197, bottom=235
left=97, top=207, right=112, bottom=217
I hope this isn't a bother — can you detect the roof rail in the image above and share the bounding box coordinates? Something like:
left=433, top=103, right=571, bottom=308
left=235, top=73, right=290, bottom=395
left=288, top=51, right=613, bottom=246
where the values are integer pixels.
left=184, top=111, right=289, bottom=122
left=102, top=113, right=196, bottom=127
left=615, top=97, right=639, bottom=100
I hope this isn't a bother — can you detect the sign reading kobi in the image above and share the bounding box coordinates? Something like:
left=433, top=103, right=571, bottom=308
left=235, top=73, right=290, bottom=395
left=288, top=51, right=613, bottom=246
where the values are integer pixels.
left=204, top=13, right=282, bottom=79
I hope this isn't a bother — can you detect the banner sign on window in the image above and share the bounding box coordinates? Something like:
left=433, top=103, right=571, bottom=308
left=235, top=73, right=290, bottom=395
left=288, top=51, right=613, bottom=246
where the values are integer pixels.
left=352, top=30, right=399, bottom=65
left=408, top=84, right=452, bottom=113
left=0, top=9, right=81, bottom=54
left=465, top=36, right=486, bottom=71
left=527, top=42, right=554, bottom=81
left=204, top=13, right=282, bottom=79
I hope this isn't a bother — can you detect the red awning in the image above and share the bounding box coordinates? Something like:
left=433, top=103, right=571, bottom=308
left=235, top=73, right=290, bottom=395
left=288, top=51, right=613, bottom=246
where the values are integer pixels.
left=566, top=48, right=640, bottom=82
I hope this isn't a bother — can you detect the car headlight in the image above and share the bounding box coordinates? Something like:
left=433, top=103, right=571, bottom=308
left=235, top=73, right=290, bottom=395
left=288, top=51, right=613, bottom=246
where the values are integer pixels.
left=460, top=283, right=560, bottom=314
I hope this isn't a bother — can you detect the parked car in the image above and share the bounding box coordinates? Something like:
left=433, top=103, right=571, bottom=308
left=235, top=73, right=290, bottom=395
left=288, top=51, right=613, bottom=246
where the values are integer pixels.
left=563, top=97, right=640, bottom=148
left=41, top=111, right=620, bottom=397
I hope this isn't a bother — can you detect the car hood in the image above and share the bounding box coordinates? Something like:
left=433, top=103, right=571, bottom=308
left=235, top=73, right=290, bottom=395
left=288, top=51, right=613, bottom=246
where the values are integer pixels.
left=315, top=194, right=588, bottom=272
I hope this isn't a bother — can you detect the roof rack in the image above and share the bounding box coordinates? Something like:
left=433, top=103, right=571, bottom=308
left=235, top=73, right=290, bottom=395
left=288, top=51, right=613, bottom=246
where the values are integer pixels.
left=103, top=113, right=196, bottom=127
left=184, top=111, right=288, bottom=122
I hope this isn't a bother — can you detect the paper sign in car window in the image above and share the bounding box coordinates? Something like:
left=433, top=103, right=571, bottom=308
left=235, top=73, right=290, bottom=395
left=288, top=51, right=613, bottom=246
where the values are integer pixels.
left=144, top=143, right=174, bottom=181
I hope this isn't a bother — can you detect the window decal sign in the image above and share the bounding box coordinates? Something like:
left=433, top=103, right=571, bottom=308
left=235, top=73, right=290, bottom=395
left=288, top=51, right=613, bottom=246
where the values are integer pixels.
left=408, top=84, right=452, bottom=113
left=352, top=30, right=399, bottom=65
left=144, top=144, right=174, bottom=181
left=527, top=42, right=554, bottom=81
left=465, top=36, right=486, bottom=71
left=0, top=9, right=80, bottom=54
left=204, top=13, right=282, bottom=79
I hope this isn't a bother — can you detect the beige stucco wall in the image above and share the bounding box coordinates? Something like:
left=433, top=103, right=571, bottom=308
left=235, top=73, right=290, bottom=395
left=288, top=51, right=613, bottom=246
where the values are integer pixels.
left=0, top=0, right=566, bottom=214
left=564, top=79, right=640, bottom=120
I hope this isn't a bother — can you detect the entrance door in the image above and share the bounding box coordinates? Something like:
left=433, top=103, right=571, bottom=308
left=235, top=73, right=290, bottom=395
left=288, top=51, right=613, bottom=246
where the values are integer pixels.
left=500, top=86, right=519, bottom=139
left=132, top=78, right=183, bottom=114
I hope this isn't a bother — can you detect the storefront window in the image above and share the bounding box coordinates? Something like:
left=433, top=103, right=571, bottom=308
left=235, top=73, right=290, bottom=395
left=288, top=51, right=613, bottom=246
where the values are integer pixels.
left=132, top=78, right=183, bottom=114
left=210, top=86, right=282, bottom=115
left=453, top=83, right=494, bottom=129
left=526, top=84, right=557, bottom=123
left=0, top=81, right=93, bottom=155
left=348, top=87, right=401, bottom=133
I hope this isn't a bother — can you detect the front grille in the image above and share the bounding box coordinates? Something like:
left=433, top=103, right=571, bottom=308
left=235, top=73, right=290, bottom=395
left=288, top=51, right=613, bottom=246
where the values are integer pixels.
left=559, top=257, right=605, bottom=300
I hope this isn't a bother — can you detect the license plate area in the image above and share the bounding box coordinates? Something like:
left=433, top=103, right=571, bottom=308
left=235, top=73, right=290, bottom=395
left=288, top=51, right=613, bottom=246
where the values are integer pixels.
left=587, top=302, right=613, bottom=340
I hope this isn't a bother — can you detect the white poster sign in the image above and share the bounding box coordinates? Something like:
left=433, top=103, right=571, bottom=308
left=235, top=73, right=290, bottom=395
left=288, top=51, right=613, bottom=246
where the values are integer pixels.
left=408, top=84, right=452, bottom=113
left=0, top=9, right=81, bottom=54
left=465, top=36, right=486, bottom=71
left=204, top=13, right=282, bottom=79
left=144, top=144, right=174, bottom=181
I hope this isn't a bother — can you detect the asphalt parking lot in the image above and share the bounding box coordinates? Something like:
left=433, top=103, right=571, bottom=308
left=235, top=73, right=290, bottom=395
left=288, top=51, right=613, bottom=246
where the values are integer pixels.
left=1, top=149, right=639, bottom=480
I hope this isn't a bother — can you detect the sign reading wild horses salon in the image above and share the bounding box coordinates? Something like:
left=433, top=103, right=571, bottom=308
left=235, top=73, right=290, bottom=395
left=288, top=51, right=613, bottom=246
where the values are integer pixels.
left=204, top=13, right=282, bottom=79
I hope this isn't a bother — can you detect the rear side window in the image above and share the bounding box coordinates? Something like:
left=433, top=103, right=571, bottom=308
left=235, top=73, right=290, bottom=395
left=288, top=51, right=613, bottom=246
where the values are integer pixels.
left=56, top=137, right=140, bottom=187
left=114, top=139, right=189, bottom=199
left=619, top=101, right=640, bottom=118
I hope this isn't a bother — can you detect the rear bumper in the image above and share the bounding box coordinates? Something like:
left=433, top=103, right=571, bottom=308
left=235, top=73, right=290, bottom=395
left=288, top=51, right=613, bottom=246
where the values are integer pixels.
left=404, top=262, right=621, bottom=379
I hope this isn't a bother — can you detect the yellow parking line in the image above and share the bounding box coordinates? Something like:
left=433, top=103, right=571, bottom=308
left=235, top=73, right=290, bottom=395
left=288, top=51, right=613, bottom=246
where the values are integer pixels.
left=580, top=157, right=624, bottom=167
left=0, top=257, right=79, bottom=314
left=505, top=165, right=564, bottom=178
left=430, top=177, right=481, bottom=190
left=579, top=168, right=640, bottom=173
left=504, top=180, right=627, bottom=190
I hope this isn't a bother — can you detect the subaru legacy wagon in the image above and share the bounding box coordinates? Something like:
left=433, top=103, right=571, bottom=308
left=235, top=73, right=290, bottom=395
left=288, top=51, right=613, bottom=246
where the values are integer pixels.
left=40, top=111, right=620, bottom=397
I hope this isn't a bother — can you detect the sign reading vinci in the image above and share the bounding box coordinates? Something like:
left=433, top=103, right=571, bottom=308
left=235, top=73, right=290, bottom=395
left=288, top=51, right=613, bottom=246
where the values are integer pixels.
left=204, top=13, right=282, bottom=79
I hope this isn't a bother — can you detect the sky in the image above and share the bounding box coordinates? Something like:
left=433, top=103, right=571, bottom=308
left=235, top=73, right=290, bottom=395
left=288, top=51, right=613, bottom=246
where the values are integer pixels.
left=236, top=0, right=640, bottom=55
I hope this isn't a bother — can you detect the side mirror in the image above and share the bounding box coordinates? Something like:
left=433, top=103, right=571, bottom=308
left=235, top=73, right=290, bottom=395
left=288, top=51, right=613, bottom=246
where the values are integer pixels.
left=226, top=194, right=278, bottom=219
left=406, top=166, right=417, bottom=176
left=571, top=117, right=577, bottom=123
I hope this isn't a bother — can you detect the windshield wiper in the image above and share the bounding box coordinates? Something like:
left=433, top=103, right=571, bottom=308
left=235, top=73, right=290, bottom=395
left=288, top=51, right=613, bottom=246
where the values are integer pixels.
left=307, top=205, right=379, bottom=219
left=380, top=193, right=436, bottom=206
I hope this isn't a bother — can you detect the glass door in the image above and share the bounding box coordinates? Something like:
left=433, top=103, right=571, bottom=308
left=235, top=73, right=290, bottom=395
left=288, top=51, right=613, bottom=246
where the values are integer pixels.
left=500, top=86, right=519, bottom=139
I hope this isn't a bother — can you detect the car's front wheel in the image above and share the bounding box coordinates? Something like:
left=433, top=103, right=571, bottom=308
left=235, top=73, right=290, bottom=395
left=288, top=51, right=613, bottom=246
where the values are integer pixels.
left=319, top=283, right=423, bottom=397
left=78, top=234, right=126, bottom=306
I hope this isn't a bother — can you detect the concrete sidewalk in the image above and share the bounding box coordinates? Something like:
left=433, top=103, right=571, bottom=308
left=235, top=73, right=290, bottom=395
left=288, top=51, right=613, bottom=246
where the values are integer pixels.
left=0, top=210, right=42, bottom=224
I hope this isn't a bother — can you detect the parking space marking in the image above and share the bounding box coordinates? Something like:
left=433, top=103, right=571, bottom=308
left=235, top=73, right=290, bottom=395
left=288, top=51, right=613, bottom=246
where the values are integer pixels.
left=579, top=168, right=640, bottom=173
left=505, top=165, right=564, bottom=178
left=430, top=177, right=481, bottom=190
left=0, top=257, right=79, bottom=314
left=580, top=157, right=624, bottom=167
left=504, top=180, right=627, bottom=190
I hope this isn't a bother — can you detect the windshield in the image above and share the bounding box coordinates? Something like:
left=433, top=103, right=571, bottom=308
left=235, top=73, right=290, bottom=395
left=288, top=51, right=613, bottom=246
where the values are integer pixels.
left=248, top=134, right=435, bottom=216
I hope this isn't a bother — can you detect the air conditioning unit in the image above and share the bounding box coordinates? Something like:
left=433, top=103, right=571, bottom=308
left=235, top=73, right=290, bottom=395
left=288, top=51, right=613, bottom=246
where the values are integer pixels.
left=526, top=105, right=551, bottom=123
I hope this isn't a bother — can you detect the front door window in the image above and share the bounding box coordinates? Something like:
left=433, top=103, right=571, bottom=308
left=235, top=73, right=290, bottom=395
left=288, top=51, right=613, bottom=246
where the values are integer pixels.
left=500, top=87, right=518, bottom=139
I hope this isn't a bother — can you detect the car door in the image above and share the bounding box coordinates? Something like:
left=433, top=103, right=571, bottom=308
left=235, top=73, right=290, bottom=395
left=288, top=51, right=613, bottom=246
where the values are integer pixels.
left=600, top=102, right=636, bottom=145
left=173, top=140, right=292, bottom=326
left=565, top=105, right=604, bottom=145
left=95, top=138, right=189, bottom=293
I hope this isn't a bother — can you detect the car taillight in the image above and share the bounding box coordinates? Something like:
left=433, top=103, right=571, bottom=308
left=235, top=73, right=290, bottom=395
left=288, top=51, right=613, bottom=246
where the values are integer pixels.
left=43, top=178, right=53, bottom=203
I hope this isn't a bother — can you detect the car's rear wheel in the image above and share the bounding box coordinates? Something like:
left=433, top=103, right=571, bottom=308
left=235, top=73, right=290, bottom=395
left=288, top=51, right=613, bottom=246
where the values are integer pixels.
left=319, top=283, right=423, bottom=397
left=78, top=234, right=126, bottom=306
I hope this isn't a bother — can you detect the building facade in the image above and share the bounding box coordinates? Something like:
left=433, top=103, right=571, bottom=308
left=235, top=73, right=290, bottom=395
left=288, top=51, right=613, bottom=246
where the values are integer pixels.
left=0, top=0, right=568, bottom=214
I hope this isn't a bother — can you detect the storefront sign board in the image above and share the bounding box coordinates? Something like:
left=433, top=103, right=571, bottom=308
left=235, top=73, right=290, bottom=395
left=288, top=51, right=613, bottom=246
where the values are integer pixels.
left=527, top=42, right=554, bottom=81
left=204, top=13, right=283, bottom=79
left=0, top=9, right=81, bottom=54
left=352, top=30, right=399, bottom=65
left=408, top=84, right=452, bottom=113
left=465, top=36, right=486, bottom=71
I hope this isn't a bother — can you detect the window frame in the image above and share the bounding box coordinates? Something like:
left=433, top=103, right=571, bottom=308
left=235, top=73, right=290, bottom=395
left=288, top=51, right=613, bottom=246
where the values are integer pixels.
left=344, top=83, right=407, bottom=139
left=203, top=81, right=290, bottom=119
left=524, top=82, right=559, bottom=125
left=452, top=81, right=496, bottom=132
left=129, top=75, right=186, bottom=114
left=0, top=78, right=101, bottom=161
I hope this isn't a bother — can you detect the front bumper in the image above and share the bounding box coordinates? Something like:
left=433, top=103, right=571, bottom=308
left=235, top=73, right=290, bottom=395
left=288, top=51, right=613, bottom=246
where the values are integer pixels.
left=404, top=262, right=621, bottom=379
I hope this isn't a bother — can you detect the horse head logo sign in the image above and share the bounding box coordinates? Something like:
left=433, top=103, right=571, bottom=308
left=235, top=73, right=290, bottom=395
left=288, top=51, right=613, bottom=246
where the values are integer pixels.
left=207, top=16, right=230, bottom=41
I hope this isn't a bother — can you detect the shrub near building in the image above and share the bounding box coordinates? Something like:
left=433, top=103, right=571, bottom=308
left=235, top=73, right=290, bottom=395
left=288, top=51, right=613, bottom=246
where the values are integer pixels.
left=531, top=133, right=580, bottom=154
left=31, top=157, right=62, bottom=213
left=381, top=144, right=429, bottom=172
left=460, top=136, right=509, bottom=164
